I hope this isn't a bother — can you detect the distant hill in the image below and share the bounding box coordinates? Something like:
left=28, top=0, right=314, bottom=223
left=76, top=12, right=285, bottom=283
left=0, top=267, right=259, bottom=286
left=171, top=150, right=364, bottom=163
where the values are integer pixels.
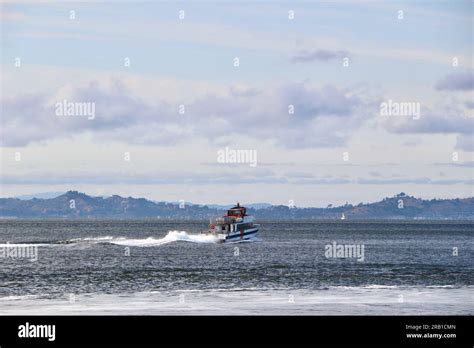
left=0, top=191, right=472, bottom=220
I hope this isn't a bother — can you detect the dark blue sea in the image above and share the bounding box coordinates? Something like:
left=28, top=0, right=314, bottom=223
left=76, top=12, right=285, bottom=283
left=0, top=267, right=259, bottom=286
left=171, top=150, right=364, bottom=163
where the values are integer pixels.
left=0, top=220, right=472, bottom=314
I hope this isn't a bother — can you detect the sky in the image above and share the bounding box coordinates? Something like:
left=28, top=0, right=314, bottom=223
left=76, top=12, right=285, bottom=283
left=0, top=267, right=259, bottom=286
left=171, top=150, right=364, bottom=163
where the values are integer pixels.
left=1, top=0, right=473, bottom=206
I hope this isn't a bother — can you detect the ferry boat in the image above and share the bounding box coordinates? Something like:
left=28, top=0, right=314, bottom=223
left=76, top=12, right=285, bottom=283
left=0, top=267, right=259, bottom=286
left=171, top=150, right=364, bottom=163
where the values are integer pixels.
left=202, top=203, right=259, bottom=243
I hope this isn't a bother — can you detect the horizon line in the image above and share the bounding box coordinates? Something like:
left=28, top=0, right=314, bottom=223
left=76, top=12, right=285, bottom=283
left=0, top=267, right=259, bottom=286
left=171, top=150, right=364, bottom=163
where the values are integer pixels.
left=3, top=190, right=473, bottom=210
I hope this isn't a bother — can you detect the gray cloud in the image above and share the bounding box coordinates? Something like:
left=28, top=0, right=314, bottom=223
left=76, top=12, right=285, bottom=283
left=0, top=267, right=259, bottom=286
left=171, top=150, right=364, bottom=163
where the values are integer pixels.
left=435, top=71, right=474, bottom=91
left=290, top=49, right=350, bottom=63
left=357, top=178, right=473, bottom=185
left=289, top=173, right=473, bottom=186
left=433, top=161, right=474, bottom=168
left=387, top=113, right=472, bottom=134
left=3, top=169, right=472, bottom=187
left=456, top=134, right=474, bottom=152
left=465, top=101, right=474, bottom=109
left=0, top=80, right=164, bottom=147
left=1, top=80, right=369, bottom=149
left=369, top=171, right=382, bottom=177
left=383, top=104, right=473, bottom=151
left=292, top=178, right=352, bottom=185
left=0, top=167, right=286, bottom=186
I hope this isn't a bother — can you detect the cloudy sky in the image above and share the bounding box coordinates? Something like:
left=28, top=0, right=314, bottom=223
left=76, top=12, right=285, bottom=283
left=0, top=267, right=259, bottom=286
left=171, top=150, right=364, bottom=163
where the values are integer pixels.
left=1, top=0, right=473, bottom=206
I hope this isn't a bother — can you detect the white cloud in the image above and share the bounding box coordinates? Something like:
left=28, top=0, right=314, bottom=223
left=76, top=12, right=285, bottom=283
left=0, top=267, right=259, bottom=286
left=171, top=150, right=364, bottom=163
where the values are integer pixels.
left=435, top=71, right=474, bottom=91
left=1, top=77, right=373, bottom=149
left=380, top=102, right=474, bottom=151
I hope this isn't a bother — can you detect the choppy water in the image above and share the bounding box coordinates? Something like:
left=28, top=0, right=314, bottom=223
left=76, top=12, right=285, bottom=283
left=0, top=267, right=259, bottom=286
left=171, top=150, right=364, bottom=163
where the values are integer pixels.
left=0, top=220, right=473, bottom=314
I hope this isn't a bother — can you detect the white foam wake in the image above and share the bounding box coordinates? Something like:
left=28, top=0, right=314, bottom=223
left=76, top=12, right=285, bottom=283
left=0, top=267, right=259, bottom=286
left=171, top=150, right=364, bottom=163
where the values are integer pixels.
left=5, top=232, right=219, bottom=248
left=69, top=236, right=115, bottom=242
left=108, top=231, right=218, bottom=247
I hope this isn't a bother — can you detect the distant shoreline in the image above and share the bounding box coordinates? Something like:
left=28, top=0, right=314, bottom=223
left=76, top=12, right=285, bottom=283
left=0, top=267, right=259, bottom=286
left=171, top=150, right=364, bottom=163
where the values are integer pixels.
left=1, top=218, right=473, bottom=223
left=1, top=191, right=473, bottom=220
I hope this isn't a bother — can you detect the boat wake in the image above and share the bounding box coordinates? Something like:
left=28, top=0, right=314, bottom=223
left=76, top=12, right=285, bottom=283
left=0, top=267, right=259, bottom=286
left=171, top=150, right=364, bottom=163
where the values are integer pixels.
left=108, top=231, right=219, bottom=247
left=4, top=231, right=242, bottom=248
left=56, top=231, right=219, bottom=247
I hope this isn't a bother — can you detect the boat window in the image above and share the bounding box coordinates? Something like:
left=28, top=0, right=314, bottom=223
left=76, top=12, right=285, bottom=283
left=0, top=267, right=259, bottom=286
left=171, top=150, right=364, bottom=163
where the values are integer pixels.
left=235, top=223, right=252, bottom=231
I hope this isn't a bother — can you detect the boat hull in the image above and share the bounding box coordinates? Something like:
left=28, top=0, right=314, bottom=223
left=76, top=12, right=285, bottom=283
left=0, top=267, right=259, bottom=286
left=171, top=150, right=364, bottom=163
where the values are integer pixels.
left=222, top=227, right=258, bottom=242
left=203, top=226, right=259, bottom=243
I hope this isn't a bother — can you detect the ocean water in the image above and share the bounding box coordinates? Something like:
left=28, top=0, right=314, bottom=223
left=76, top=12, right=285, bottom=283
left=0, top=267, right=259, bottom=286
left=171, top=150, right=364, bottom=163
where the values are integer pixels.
left=0, top=220, right=473, bottom=315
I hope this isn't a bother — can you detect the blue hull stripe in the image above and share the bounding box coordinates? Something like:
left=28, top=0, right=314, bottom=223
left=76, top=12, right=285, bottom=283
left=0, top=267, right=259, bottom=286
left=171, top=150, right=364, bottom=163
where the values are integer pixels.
left=225, top=229, right=258, bottom=240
